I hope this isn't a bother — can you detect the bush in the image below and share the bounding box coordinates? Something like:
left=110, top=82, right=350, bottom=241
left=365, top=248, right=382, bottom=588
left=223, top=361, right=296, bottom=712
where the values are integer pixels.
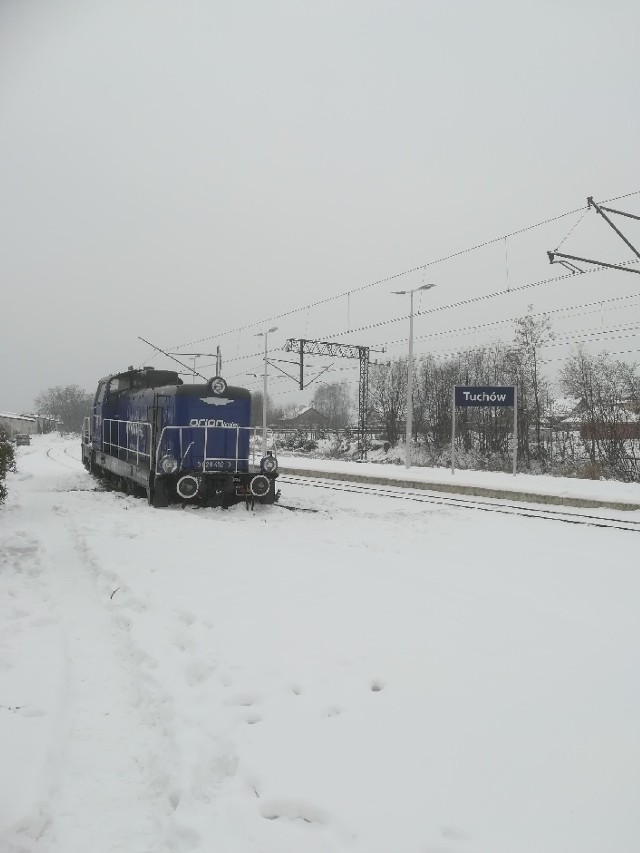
left=576, top=461, right=605, bottom=480
left=0, top=429, right=16, bottom=504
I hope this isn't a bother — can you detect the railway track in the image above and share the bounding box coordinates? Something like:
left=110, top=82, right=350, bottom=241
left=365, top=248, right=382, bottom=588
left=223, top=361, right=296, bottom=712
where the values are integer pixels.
left=278, top=474, right=640, bottom=534
left=46, top=445, right=81, bottom=471
left=42, top=445, right=640, bottom=533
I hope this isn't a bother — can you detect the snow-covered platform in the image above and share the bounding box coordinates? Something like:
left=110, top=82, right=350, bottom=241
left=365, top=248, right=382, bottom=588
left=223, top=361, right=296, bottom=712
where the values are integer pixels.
left=279, top=456, right=640, bottom=511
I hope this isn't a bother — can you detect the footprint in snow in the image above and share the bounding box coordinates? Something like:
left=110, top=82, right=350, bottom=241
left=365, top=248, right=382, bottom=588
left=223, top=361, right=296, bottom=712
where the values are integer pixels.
left=260, top=799, right=328, bottom=826
left=184, top=660, right=215, bottom=686
left=225, top=692, right=260, bottom=707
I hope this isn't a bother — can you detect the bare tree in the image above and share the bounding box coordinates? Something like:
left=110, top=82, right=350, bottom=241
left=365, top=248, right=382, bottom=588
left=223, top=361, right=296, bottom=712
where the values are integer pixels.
left=561, top=348, right=640, bottom=479
left=369, top=359, right=407, bottom=445
left=511, top=309, right=555, bottom=463
left=414, top=355, right=459, bottom=449
left=34, top=385, right=93, bottom=433
left=311, top=381, right=354, bottom=428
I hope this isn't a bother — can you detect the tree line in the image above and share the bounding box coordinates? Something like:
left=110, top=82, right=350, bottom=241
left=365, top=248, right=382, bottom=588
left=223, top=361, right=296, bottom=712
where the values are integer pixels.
left=366, top=310, right=640, bottom=480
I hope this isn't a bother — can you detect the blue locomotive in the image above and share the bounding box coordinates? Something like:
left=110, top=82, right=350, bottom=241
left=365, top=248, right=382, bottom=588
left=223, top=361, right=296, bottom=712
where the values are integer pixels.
left=81, top=367, right=279, bottom=507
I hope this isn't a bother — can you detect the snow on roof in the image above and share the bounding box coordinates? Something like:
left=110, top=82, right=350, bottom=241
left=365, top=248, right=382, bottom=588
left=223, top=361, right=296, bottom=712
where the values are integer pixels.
left=0, top=411, right=36, bottom=422
left=549, top=397, right=580, bottom=416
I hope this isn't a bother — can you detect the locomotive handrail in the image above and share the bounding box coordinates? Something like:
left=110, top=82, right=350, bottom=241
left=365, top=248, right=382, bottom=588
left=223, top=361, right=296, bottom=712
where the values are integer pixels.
left=155, top=424, right=276, bottom=475
left=102, top=418, right=152, bottom=467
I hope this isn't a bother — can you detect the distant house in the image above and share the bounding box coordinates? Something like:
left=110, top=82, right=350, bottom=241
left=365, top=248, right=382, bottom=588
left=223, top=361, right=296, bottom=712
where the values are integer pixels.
left=34, top=414, right=63, bottom=433
left=0, top=412, right=62, bottom=436
left=271, top=406, right=331, bottom=429
left=546, top=397, right=582, bottom=432
left=546, top=397, right=640, bottom=440
left=0, top=412, right=37, bottom=436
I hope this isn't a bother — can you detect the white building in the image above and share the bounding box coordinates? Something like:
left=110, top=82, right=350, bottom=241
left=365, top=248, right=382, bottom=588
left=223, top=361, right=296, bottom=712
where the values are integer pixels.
left=0, top=411, right=37, bottom=436
left=0, top=412, right=62, bottom=436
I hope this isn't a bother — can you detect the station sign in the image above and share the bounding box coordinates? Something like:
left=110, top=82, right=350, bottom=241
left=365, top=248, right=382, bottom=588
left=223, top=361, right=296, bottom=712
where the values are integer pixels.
left=454, top=386, right=515, bottom=407
left=451, top=385, right=518, bottom=476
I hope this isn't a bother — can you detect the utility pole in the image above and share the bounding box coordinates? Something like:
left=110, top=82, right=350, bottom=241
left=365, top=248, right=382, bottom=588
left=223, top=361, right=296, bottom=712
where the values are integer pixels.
left=391, top=284, right=436, bottom=469
left=255, top=327, right=278, bottom=456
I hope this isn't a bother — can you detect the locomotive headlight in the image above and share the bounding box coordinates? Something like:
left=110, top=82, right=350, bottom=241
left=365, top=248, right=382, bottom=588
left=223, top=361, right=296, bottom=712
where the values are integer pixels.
left=176, top=475, right=199, bottom=499
left=249, top=474, right=271, bottom=497
left=160, top=455, right=178, bottom=474
left=208, top=376, right=227, bottom=395
left=260, top=455, right=278, bottom=474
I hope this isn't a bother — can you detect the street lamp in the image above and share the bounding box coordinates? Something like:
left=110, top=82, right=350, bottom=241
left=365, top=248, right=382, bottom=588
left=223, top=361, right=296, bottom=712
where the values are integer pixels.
left=167, top=352, right=218, bottom=383
left=392, top=283, right=436, bottom=468
left=254, top=326, right=278, bottom=456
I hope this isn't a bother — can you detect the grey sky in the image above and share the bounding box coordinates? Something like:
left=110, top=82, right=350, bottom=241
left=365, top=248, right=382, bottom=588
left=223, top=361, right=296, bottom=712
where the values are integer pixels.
left=2, top=0, right=639, bottom=413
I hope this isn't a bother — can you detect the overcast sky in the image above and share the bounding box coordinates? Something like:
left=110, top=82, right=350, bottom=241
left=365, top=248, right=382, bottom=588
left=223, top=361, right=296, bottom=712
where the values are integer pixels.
left=2, top=0, right=639, bottom=413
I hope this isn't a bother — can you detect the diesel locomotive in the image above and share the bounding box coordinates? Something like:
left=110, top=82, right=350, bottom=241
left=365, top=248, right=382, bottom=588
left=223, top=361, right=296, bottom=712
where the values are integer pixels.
left=81, top=366, right=279, bottom=507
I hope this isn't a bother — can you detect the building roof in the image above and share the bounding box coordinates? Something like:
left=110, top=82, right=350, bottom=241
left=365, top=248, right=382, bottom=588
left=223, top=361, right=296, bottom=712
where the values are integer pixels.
left=273, top=406, right=331, bottom=426
left=0, top=412, right=36, bottom=422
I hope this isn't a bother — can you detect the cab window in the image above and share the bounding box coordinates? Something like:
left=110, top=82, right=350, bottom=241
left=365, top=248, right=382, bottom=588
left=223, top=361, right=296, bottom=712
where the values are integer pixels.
left=95, top=382, right=107, bottom=405
left=109, top=377, right=131, bottom=394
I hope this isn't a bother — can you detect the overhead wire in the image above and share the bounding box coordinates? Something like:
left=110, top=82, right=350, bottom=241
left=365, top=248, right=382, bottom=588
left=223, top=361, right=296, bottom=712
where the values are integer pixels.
left=317, top=258, right=640, bottom=342
left=214, top=290, right=640, bottom=379
left=375, top=291, right=640, bottom=351
left=227, top=307, right=640, bottom=394
left=554, top=209, right=588, bottom=252
left=249, top=303, right=640, bottom=399
left=185, top=258, right=640, bottom=380
left=163, top=189, right=640, bottom=394
left=168, top=190, right=640, bottom=353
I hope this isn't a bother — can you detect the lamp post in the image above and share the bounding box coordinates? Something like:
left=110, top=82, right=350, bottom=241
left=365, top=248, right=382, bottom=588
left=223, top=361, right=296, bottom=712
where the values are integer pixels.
left=255, top=326, right=278, bottom=456
left=392, top=283, right=436, bottom=468
left=167, top=352, right=218, bottom=383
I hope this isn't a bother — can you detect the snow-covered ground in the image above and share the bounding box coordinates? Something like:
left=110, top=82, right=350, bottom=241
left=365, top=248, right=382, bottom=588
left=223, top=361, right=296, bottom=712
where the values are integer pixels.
left=1, top=435, right=639, bottom=853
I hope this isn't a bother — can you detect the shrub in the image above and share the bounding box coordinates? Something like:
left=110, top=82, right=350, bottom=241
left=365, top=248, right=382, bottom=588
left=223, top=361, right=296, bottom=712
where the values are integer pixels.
left=0, top=429, right=16, bottom=504
left=576, top=461, right=605, bottom=480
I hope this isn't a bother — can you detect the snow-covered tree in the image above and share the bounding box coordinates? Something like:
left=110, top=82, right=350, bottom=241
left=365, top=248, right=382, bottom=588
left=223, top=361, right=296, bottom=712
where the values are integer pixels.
left=34, top=385, right=92, bottom=433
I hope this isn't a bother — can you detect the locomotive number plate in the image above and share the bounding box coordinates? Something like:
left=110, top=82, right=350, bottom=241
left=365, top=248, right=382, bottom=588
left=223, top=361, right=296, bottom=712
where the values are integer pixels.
left=204, top=460, right=234, bottom=471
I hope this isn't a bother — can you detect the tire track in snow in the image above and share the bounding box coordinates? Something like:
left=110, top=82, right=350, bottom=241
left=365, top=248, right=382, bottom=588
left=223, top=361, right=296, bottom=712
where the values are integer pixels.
left=5, top=493, right=180, bottom=853
left=67, top=500, right=250, bottom=851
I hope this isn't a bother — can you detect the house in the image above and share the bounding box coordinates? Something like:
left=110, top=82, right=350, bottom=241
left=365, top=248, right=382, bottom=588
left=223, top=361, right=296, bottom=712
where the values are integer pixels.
left=271, top=406, right=331, bottom=429
left=0, top=412, right=37, bottom=436
left=0, top=412, right=62, bottom=436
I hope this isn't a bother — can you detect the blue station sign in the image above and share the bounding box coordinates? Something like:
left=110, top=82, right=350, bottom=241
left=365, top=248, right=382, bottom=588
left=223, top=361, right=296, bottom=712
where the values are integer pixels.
left=454, top=386, right=515, bottom=407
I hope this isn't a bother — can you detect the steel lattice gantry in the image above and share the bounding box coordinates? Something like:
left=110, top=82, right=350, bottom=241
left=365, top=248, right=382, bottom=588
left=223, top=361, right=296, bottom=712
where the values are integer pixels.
left=283, top=338, right=371, bottom=459
left=547, top=195, right=640, bottom=275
